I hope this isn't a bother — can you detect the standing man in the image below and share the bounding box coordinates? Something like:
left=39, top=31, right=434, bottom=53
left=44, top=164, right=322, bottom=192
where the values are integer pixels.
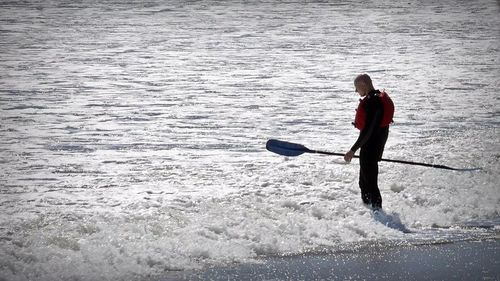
left=344, top=74, right=394, bottom=210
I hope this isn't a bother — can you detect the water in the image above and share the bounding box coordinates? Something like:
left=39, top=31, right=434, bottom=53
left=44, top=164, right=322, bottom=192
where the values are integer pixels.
left=1, top=0, right=499, bottom=280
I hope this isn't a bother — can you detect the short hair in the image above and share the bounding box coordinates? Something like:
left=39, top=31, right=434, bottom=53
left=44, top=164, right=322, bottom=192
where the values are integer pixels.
left=354, top=74, right=374, bottom=89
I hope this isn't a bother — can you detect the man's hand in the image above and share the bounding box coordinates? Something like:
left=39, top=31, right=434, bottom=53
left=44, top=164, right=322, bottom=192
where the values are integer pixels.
left=344, top=150, right=355, bottom=163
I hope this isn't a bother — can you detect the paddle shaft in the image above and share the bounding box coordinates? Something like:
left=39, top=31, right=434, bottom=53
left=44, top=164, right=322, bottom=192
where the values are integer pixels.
left=308, top=149, right=464, bottom=171
left=266, top=139, right=480, bottom=171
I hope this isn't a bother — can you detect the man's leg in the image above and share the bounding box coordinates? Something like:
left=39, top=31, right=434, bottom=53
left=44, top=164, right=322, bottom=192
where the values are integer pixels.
left=359, top=160, right=371, bottom=205
left=367, top=160, right=382, bottom=209
left=359, top=154, right=382, bottom=209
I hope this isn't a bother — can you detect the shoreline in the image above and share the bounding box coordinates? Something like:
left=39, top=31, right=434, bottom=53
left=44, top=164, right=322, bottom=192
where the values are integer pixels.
left=164, top=238, right=500, bottom=281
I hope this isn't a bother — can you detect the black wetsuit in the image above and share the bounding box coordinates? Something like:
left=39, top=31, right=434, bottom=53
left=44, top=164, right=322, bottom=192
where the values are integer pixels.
left=351, top=90, right=389, bottom=209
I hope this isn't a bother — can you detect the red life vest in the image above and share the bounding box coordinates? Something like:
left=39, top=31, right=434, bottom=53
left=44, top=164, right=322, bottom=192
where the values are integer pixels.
left=354, top=91, right=394, bottom=130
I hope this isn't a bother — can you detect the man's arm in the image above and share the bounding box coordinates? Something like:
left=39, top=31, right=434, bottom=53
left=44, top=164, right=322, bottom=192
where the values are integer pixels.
left=344, top=98, right=383, bottom=162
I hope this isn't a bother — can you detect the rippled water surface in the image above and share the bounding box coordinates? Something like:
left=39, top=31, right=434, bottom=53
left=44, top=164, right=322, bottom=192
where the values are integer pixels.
left=1, top=0, right=499, bottom=280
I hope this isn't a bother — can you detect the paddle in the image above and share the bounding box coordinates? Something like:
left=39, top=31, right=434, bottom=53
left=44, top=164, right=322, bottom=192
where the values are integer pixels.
left=266, top=139, right=481, bottom=171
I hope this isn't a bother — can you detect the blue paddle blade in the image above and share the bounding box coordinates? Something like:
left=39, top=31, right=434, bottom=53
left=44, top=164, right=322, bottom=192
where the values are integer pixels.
left=266, top=139, right=311, bottom=157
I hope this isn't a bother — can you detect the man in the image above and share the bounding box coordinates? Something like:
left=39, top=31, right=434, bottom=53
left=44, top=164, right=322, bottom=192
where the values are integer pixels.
left=344, top=74, right=393, bottom=210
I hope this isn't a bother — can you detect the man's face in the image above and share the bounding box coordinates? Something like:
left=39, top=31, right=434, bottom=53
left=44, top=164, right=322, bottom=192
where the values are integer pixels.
left=354, top=82, right=367, bottom=97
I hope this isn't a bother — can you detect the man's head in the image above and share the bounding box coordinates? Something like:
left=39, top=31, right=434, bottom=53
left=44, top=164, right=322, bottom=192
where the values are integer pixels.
left=354, top=74, right=375, bottom=97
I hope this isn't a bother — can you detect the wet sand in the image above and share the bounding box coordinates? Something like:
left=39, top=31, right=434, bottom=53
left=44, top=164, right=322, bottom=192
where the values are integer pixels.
left=166, top=238, right=500, bottom=281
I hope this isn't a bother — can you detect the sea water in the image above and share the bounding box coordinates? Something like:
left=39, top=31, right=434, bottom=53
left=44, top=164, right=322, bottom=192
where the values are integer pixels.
left=0, top=0, right=499, bottom=280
